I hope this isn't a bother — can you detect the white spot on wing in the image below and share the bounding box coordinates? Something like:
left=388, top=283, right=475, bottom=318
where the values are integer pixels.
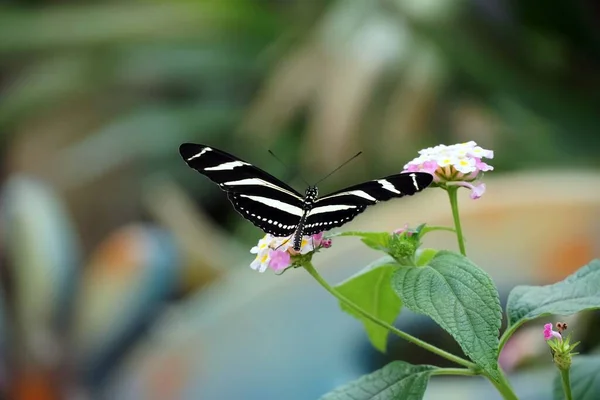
left=238, top=195, right=303, bottom=216
left=205, top=161, right=249, bottom=171
left=378, top=179, right=401, bottom=194
left=187, top=147, right=212, bottom=161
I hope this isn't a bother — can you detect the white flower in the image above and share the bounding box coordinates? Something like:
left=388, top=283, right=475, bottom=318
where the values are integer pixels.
left=250, top=250, right=271, bottom=272
left=403, top=141, right=494, bottom=199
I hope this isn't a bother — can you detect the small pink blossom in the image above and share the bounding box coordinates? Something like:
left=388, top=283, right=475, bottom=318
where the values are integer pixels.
left=268, top=249, right=291, bottom=271
left=543, top=323, right=562, bottom=341
left=321, top=238, right=332, bottom=248
left=312, top=232, right=324, bottom=246
left=475, top=158, right=494, bottom=172
left=393, top=223, right=413, bottom=236
left=447, top=181, right=486, bottom=199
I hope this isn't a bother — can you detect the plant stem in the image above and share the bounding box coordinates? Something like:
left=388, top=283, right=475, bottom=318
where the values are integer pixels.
left=430, top=368, right=478, bottom=377
left=498, top=323, right=521, bottom=353
left=487, top=369, right=519, bottom=400
left=447, top=186, right=467, bottom=256
left=303, top=262, right=477, bottom=370
left=560, top=368, right=573, bottom=400
left=422, top=225, right=457, bottom=234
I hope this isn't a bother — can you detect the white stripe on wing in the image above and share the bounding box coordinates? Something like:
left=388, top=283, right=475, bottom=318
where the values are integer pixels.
left=223, top=178, right=303, bottom=200
left=205, top=160, right=249, bottom=170
left=187, top=147, right=212, bottom=160
left=239, top=195, right=304, bottom=216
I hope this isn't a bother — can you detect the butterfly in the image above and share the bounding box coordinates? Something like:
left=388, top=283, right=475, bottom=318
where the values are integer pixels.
left=179, top=143, right=433, bottom=251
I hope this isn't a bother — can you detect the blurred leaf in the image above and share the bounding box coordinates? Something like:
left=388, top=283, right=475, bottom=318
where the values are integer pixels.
left=0, top=175, right=81, bottom=364
left=0, top=2, right=279, bottom=53
left=55, top=103, right=243, bottom=187
left=552, top=356, right=600, bottom=400
left=0, top=56, right=106, bottom=127
left=331, top=231, right=392, bottom=252
left=505, top=260, right=600, bottom=347
left=335, top=256, right=401, bottom=352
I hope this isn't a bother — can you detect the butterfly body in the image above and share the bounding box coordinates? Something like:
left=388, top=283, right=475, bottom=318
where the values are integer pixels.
left=179, top=143, right=433, bottom=251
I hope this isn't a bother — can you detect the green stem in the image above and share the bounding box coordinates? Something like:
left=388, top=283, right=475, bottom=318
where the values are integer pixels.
left=488, top=370, right=519, bottom=400
left=430, top=368, right=478, bottom=377
left=498, top=322, right=521, bottom=353
left=422, top=225, right=457, bottom=234
left=303, top=262, right=477, bottom=370
left=447, top=186, right=467, bottom=256
left=560, top=368, right=573, bottom=400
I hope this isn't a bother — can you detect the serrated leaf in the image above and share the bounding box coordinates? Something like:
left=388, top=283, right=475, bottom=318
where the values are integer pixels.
left=553, top=356, right=600, bottom=400
left=392, top=250, right=502, bottom=379
left=506, top=259, right=600, bottom=329
left=332, top=231, right=391, bottom=251
left=320, top=361, right=436, bottom=400
left=336, top=256, right=401, bottom=352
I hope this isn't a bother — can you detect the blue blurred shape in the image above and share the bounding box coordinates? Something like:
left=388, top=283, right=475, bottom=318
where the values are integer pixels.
left=71, top=223, right=181, bottom=388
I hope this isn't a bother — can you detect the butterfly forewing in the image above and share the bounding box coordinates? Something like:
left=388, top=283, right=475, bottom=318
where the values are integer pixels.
left=180, top=143, right=304, bottom=234
left=302, top=172, right=433, bottom=236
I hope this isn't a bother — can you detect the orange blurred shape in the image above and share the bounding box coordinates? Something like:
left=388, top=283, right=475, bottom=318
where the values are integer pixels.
left=542, top=234, right=595, bottom=283
left=86, top=225, right=145, bottom=279
left=9, top=369, right=59, bottom=400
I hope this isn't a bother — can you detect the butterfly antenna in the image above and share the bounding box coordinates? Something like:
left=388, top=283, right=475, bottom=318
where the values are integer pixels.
left=273, top=236, right=292, bottom=251
left=268, top=149, right=311, bottom=187
left=313, top=151, right=363, bottom=186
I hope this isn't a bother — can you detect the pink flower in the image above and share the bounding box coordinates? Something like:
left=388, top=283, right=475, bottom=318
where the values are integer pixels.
left=393, top=223, right=413, bottom=236
left=403, top=141, right=493, bottom=200
left=447, top=181, right=486, bottom=199
left=543, top=323, right=562, bottom=341
left=248, top=232, right=332, bottom=273
left=312, top=232, right=324, bottom=246
left=268, top=249, right=291, bottom=271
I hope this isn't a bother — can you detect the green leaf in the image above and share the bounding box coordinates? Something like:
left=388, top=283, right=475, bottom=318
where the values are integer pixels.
left=506, top=259, right=600, bottom=328
left=415, top=248, right=437, bottom=266
left=391, top=250, right=502, bottom=379
left=553, top=356, right=600, bottom=400
left=319, top=361, right=436, bottom=400
left=332, top=231, right=391, bottom=251
left=336, top=257, right=401, bottom=352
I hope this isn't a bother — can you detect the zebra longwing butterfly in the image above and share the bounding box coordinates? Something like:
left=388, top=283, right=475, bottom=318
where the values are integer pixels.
left=179, top=143, right=433, bottom=251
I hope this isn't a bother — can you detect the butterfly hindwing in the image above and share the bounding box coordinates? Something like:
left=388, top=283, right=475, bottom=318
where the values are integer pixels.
left=227, top=192, right=299, bottom=237
left=303, top=172, right=433, bottom=236
left=180, top=143, right=304, bottom=234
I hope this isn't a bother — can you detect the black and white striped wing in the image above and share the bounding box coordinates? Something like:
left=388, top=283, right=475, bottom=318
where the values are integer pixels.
left=303, top=172, right=433, bottom=236
left=179, top=143, right=303, bottom=236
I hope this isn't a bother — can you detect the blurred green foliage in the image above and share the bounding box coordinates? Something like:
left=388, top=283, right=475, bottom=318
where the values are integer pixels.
left=2, top=0, right=600, bottom=243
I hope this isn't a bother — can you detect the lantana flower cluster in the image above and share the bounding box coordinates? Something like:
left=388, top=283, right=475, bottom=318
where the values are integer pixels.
left=403, top=141, right=493, bottom=199
left=250, top=232, right=332, bottom=273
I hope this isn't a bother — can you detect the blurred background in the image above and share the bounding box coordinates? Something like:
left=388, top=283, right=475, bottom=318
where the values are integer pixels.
left=1, top=0, right=600, bottom=399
